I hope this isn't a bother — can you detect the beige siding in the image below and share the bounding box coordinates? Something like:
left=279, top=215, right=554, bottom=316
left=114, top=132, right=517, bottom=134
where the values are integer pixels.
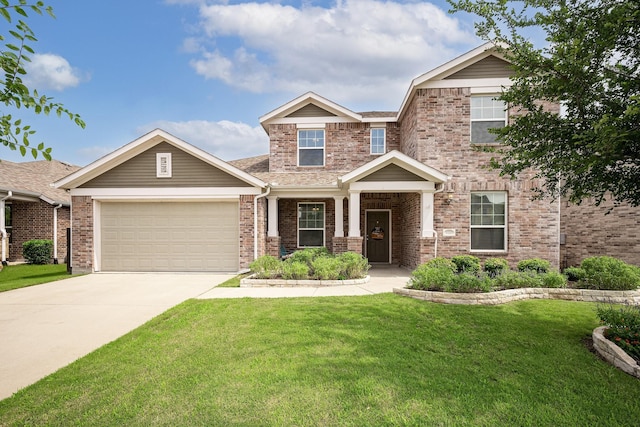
left=360, top=164, right=425, bottom=182
left=445, top=55, right=514, bottom=80
left=81, top=142, right=252, bottom=188
left=286, top=103, right=337, bottom=118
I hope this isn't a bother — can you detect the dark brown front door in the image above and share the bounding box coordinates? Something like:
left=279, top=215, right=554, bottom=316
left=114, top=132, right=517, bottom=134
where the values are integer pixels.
left=366, top=210, right=390, bottom=263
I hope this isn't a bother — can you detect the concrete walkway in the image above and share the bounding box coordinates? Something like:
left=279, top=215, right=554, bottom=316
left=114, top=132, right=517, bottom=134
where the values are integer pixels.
left=0, top=266, right=410, bottom=401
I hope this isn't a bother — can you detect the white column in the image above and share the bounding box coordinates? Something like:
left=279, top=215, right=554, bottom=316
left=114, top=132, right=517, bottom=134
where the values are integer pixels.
left=348, top=191, right=361, bottom=237
left=421, top=191, right=435, bottom=238
left=267, top=196, right=279, bottom=237
left=334, top=196, right=344, bottom=237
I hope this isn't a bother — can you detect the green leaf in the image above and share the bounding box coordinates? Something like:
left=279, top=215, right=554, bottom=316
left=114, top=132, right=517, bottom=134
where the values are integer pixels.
left=0, top=8, right=11, bottom=23
left=19, top=145, right=26, bottom=156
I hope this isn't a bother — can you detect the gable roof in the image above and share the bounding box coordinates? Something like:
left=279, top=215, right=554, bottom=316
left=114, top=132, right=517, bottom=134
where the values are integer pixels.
left=0, top=159, right=79, bottom=205
left=340, top=150, right=449, bottom=184
left=55, top=129, right=266, bottom=190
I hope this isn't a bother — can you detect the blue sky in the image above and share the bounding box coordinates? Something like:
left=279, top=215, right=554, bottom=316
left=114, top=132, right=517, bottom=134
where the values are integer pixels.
left=3, top=0, right=482, bottom=166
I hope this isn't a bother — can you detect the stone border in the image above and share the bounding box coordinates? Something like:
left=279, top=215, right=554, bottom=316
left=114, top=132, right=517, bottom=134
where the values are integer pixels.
left=393, top=287, right=640, bottom=305
left=241, top=275, right=370, bottom=288
left=592, top=326, right=640, bottom=379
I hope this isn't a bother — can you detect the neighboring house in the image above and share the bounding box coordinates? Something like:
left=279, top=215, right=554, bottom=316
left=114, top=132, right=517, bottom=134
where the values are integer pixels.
left=0, top=159, right=79, bottom=265
left=55, top=43, right=640, bottom=273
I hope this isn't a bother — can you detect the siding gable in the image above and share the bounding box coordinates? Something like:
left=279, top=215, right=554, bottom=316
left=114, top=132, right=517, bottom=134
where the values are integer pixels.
left=444, top=55, right=514, bottom=79
left=359, top=164, right=426, bottom=182
left=286, top=103, right=337, bottom=118
left=80, top=142, right=252, bottom=188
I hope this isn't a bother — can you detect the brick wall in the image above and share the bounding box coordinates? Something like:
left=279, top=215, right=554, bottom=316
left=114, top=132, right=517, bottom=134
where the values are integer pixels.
left=278, top=198, right=336, bottom=252
left=8, top=200, right=70, bottom=263
left=239, top=195, right=255, bottom=269
left=561, top=199, right=640, bottom=267
left=71, top=196, right=93, bottom=273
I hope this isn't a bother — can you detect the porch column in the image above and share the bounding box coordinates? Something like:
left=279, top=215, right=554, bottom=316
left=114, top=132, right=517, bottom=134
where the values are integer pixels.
left=421, top=191, right=435, bottom=238
left=333, top=196, right=344, bottom=237
left=348, top=190, right=361, bottom=237
left=267, top=196, right=278, bottom=237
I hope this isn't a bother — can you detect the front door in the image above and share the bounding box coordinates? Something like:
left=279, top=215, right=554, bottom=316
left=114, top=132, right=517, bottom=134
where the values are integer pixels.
left=366, top=210, right=390, bottom=263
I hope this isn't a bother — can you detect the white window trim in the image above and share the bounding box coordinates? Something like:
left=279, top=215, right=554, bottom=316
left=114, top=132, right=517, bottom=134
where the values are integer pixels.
left=297, top=129, right=325, bottom=167
left=156, top=153, right=172, bottom=178
left=470, top=95, right=507, bottom=145
left=297, top=202, right=326, bottom=248
left=370, top=127, right=386, bottom=155
left=470, top=191, right=508, bottom=252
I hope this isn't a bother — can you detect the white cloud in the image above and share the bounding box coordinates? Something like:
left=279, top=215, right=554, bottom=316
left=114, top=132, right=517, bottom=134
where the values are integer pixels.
left=138, top=120, right=269, bottom=160
left=185, top=0, right=477, bottom=107
left=23, top=53, right=84, bottom=91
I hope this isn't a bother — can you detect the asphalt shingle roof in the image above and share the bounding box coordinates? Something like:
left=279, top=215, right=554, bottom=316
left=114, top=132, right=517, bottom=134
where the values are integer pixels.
left=0, top=159, right=79, bottom=205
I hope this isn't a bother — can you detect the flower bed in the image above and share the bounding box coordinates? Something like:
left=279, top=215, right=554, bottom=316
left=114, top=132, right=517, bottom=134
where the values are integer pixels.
left=592, top=326, right=640, bottom=379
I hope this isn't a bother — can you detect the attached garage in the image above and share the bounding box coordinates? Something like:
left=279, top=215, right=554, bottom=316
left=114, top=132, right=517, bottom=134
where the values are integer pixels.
left=100, top=201, right=239, bottom=272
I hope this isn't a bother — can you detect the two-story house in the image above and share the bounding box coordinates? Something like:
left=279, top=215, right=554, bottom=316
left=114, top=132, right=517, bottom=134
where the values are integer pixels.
left=54, top=43, right=638, bottom=273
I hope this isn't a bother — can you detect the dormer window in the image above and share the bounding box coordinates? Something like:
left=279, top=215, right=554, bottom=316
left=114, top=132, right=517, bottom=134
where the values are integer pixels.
left=298, top=129, right=324, bottom=167
left=370, top=128, right=386, bottom=155
left=470, top=95, right=506, bottom=144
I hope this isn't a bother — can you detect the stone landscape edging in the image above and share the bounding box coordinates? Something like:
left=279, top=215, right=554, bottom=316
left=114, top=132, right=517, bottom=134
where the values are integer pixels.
left=592, top=326, right=640, bottom=379
left=240, top=275, right=370, bottom=287
left=393, top=287, right=640, bottom=305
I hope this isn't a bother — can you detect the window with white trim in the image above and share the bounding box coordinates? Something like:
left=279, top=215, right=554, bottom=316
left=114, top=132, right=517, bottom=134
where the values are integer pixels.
left=470, top=95, right=506, bottom=144
left=298, top=202, right=325, bottom=247
left=370, top=128, right=385, bottom=155
left=156, top=153, right=172, bottom=178
left=470, top=192, right=507, bottom=251
left=298, top=129, right=324, bottom=166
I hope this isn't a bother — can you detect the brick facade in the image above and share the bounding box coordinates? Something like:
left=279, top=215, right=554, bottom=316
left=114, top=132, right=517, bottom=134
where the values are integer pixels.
left=70, top=196, right=93, bottom=273
left=8, top=200, right=70, bottom=263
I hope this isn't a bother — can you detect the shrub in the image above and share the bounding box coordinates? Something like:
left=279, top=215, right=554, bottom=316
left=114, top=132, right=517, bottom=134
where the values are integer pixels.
left=448, top=273, right=492, bottom=293
left=563, top=267, right=586, bottom=282
left=596, top=303, right=640, bottom=363
left=289, top=247, right=329, bottom=267
left=281, top=260, right=310, bottom=280
left=517, top=258, right=551, bottom=274
left=22, top=239, right=53, bottom=264
left=409, top=265, right=456, bottom=291
left=578, top=256, right=640, bottom=291
left=338, top=252, right=369, bottom=279
left=311, top=256, right=342, bottom=280
left=541, top=271, right=567, bottom=288
left=451, top=255, right=481, bottom=274
left=249, top=255, right=281, bottom=279
left=484, top=258, right=510, bottom=278
left=493, top=270, right=543, bottom=289
left=423, top=257, right=457, bottom=273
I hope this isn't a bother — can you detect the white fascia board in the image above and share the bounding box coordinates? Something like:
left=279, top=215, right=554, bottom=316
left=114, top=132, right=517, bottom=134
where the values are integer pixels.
left=363, top=117, right=396, bottom=124
left=340, top=150, right=450, bottom=184
left=423, top=77, right=513, bottom=90
left=70, top=187, right=262, bottom=198
left=349, top=181, right=436, bottom=192
left=269, top=187, right=346, bottom=199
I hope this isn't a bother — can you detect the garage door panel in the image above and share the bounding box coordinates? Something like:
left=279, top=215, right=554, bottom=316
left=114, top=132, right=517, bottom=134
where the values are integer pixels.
left=101, top=201, right=239, bottom=272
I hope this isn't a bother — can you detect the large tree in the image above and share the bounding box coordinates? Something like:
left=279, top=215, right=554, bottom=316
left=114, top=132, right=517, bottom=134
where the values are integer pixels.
left=1, top=0, right=84, bottom=160
left=449, top=0, right=640, bottom=207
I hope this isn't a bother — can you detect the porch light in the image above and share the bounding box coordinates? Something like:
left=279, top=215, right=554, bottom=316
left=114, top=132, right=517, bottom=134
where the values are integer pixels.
left=445, top=192, right=454, bottom=205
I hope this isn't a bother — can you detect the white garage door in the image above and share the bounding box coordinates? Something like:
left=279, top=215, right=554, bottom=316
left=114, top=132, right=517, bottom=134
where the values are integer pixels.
left=100, top=202, right=239, bottom=272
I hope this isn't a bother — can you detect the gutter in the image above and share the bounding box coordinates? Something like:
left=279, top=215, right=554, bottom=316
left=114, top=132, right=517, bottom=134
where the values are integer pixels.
left=1, top=191, right=12, bottom=265
left=432, top=184, right=445, bottom=259
left=53, top=204, right=63, bottom=264
left=253, top=185, right=271, bottom=261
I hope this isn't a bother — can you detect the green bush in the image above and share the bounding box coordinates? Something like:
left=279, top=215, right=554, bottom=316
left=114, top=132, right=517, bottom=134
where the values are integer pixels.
left=596, top=303, right=640, bottom=363
left=22, top=239, right=53, bottom=265
left=281, top=260, right=310, bottom=280
left=311, top=256, right=342, bottom=280
left=249, top=255, right=281, bottom=279
left=288, top=247, right=329, bottom=267
left=493, top=270, right=543, bottom=289
left=541, top=271, right=567, bottom=288
left=563, top=267, right=586, bottom=282
left=484, top=258, right=510, bottom=278
left=578, top=256, right=640, bottom=291
left=517, top=258, right=551, bottom=274
left=424, top=257, right=457, bottom=273
left=338, top=252, right=369, bottom=279
left=451, top=255, right=481, bottom=274
left=448, top=273, right=492, bottom=293
left=409, top=265, right=456, bottom=291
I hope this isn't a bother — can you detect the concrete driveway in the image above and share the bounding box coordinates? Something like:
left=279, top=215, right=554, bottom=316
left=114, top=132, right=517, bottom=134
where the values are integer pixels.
left=0, top=273, right=230, bottom=401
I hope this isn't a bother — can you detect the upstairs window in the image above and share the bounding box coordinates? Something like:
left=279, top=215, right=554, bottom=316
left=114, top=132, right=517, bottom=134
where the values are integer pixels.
left=370, top=128, right=386, bottom=155
left=470, top=95, right=506, bottom=144
left=470, top=192, right=507, bottom=251
left=298, top=129, right=325, bottom=166
left=298, top=202, right=325, bottom=247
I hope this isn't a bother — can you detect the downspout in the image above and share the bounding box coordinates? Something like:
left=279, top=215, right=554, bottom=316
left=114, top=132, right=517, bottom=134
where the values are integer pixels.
left=432, top=184, right=445, bottom=259
left=1, top=191, right=12, bottom=266
left=53, top=204, right=62, bottom=264
left=253, top=185, right=271, bottom=261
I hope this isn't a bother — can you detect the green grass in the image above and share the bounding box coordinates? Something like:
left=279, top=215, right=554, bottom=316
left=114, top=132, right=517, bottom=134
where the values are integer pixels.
left=1, top=295, right=640, bottom=426
left=0, top=263, right=70, bottom=293
left=215, top=273, right=249, bottom=288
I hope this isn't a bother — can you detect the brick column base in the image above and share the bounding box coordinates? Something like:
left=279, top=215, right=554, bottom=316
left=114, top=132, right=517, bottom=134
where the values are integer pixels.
left=266, top=236, right=281, bottom=258
left=418, top=237, right=436, bottom=267
left=346, top=237, right=364, bottom=255
left=332, top=237, right=348, bottom=254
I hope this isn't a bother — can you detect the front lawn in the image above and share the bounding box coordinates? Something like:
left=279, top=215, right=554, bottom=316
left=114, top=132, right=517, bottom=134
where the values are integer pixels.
left=0, top=263, right=69, bottom=293
left=1, top=295, right=639, bottom=426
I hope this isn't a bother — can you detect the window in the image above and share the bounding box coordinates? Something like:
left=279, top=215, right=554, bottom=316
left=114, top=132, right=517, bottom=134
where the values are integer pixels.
left=370, top=128, right=385, bottom=155
left=298, top=202, right=325, bottom=247
left=298, top=129, right=324, bottom=166
left=470, top=95, right=506, bottom=144
left=470, top=192, right=507, bottom=251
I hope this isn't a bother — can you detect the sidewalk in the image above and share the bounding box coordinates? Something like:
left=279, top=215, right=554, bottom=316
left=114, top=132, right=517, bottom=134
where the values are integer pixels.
left=197, top=265, right=411, bottom=299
